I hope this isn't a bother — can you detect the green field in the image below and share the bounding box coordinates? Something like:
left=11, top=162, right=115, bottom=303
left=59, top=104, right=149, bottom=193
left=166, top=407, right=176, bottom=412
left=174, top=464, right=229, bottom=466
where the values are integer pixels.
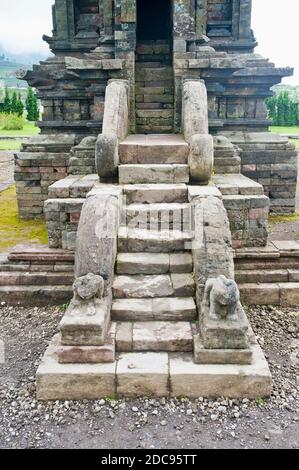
left=270, top=126, right=299, bottom=148
left=0, top=139, right=22, bottom=151
left=0, top=121, right=39, bottom=137
left=270, top=126, right=299, bottom=135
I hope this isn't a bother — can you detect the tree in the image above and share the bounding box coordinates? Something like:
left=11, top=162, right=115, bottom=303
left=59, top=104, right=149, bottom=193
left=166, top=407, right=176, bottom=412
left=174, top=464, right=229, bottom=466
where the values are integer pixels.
left=16, top=92, right=24, bottom=117
left=2, top=87, right=12, bottom=114
left=26, top=87, right=39, bottom=121
left=266, top=91, right=299, bottom=126
left=10, top=90, right=18, bottom=114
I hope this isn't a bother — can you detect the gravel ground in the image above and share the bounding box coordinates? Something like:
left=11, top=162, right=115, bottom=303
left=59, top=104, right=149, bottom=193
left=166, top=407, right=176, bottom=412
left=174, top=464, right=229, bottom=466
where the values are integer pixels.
left=0, top=151, right=14, bottom=192
left=0, top=304, right=298, bottom=449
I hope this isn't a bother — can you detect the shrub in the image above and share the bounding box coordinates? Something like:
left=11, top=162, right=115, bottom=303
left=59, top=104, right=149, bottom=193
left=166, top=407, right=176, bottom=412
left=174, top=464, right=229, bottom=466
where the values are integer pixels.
left=0, top=113, right=25, bottom=130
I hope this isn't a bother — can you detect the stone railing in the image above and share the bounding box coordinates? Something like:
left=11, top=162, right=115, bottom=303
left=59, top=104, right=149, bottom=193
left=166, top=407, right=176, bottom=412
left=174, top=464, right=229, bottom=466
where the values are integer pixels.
left=96, top=79, right=130, bottom=180
left=182, top=79, right=214, bottom=184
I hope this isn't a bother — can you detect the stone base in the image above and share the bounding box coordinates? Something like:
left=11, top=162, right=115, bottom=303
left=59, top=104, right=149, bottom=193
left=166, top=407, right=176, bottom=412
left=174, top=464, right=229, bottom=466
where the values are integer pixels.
left=193, top=334, right=253, bottom=365
left=36, top=338, right=272, bottom=400
left=57, top=324, right=116, bottom=364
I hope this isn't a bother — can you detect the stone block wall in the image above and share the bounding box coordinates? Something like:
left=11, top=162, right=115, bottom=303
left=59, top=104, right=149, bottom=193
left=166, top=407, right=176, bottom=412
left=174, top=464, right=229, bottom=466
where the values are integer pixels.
left=224, top=132, right=298, bottom=214
left=14, top=135, right=76, bottom=219
left=223, top=195, right=269, bottom=249
left=44, top=198, right=85, bottom=251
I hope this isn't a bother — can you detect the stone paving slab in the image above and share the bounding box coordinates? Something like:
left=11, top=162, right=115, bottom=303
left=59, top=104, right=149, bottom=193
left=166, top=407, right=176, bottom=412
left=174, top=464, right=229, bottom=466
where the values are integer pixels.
left=36, top=342, right=272, bottom=400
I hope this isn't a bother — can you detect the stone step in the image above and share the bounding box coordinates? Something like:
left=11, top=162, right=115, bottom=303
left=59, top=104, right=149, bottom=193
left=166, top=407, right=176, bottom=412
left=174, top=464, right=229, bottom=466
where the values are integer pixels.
left=116, top=321, right=193, bottom=353
left=112, top=297, right=197, bottom=322
left=118, top=227, right=193, bottom=253
left=126, top=203, right=191, bottom=230
left=120, top=134, right=188, bottom=165
left=113, top=273, right=195, bottom=299
left=239, top=282, right=299, bottom=307
left=136, top=67, right=173, bottom=82
left=37, top=341, right=272, bottom=400
left=136, top=124, right=174, bottom=134
left=136, top=109, right=173, bottom=119
left=236, top=269, right=299, bottom=284
left=116, top=252, right=193, bottom=275
left=136, top=86, right=173, bottom=95
left=0, top=271, right=74, bottom=286
left=119, top=164, right=189, bottom=184
left=135, top=103, right=174, bottom=110
left=0, top=285, right=72, bottom=306
left=123, top=184, right=188, bottom=204
left=7, top=243, right=74, bottom=263
left=136, top=42, right=171, bottom=54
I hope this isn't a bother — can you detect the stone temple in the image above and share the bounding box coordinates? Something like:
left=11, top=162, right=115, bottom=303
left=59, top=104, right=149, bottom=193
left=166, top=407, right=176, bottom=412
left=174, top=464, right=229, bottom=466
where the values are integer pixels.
left=2, top=0, right=298, bottom=399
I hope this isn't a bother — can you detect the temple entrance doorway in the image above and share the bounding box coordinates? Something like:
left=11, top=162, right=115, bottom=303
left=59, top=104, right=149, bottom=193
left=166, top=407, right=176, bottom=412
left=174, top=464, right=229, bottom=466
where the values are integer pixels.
left=135, top=0, right=174, bottom=134
left=136, top=0, right=172, bottom=41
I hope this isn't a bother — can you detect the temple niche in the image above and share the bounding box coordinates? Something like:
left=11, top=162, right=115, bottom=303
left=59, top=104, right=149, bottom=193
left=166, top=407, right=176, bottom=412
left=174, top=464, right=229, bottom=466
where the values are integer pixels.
left=74, top=0, right=101, bottom=38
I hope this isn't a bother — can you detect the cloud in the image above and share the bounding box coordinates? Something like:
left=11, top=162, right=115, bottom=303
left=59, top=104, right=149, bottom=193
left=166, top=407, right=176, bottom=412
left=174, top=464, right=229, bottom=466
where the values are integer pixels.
left=0, top=0, right=53, bottom=54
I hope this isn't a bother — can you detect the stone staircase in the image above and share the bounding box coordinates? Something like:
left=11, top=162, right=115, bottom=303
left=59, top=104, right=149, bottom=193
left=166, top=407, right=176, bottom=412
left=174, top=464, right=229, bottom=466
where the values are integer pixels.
left=114, top=133, right=196, bottom=353
left=0, top=245, right=74, bottom=306
left=135, top=41, right=174, bottom=134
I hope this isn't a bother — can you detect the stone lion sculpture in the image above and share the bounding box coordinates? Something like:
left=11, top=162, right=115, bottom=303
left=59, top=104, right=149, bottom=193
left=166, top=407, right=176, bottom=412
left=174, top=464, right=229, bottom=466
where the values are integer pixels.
left=201, top=275, right=240, bottom=320
left=73, top=273, right=105, bottom=301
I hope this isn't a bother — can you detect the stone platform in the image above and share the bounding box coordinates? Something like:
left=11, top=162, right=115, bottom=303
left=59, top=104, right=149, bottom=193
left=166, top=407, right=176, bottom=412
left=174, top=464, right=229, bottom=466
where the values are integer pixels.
left=36, top=334, right=272, bottom=400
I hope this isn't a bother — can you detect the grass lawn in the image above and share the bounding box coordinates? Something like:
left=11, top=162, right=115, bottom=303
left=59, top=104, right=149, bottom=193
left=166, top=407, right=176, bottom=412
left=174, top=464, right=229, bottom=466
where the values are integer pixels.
left=270, top=126, right=299, bottom=135
left=290, top=139, right=299, bottom=149
left=0, top=139, right=22, bottom=151
left=0, top=121, right=39, bottom=137
left=0, top=185, right=48, bottom=253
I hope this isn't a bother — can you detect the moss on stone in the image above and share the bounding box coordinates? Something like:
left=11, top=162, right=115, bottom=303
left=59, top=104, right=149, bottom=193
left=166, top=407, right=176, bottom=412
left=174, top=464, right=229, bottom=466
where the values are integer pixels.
left=268, top=212, right=299, bottom=225
left=0, top=185, right=48, bottom=253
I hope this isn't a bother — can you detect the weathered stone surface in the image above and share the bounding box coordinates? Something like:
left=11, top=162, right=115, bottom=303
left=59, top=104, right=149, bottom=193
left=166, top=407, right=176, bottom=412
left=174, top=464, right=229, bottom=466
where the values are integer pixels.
left=112, top=298, right=153, bottom=321
left=59, top=296, right=111, bottom=346
left=169, top=253, right=193, bottom=273
left=117, top=253, right=170, bottom=275
left=193, top=334, right=253, bottom=365
left=58, top=324, right=116, bottom=364
left=239, top=284, right=281, bottom=305
left=75, top=187, right=121, bottom=294
left=123, top=184, right=188, bottom=204
left=102, top=80, right=129, bottom=140
left=192, top=195, right=234, bottom=307
left=113, top=275, right=174, bottom=299
left=73, top=273, right=104, bottom=301
left=182, top=80, right=209, bottom=142
left=279, top=283, right=299, bottom=307
left=116, top=322, right=133, bottom=352
left=189, top=134, right=214, bottom=184
left=119, top=164, right=189, bottom=185
left=96, top=133, right=119, bottom=179
left=36, top=335, right=116, bottom=401
left=171, top=273, right=195, bottom=297
left=120, top=134, right=188, bottom=164
left=112, top=297, right=197, bottom=322
left=117, top=352, right=169, bottom=397
left=119, top=228, right=193, bottom=253
left=169, top=346, right=272, bottom=398
left=133, top=321, right=193, bottom=352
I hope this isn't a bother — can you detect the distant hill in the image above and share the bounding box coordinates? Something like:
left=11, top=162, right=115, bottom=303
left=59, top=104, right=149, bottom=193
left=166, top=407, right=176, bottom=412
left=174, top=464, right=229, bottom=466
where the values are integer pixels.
left=0, top=44, right=50, bottom=89
left=0, top=55, right=28, bottom=89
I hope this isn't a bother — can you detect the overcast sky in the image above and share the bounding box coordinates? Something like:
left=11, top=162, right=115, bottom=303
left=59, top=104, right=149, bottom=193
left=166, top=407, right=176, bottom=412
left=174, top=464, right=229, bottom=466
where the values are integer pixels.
left=0, top=0, right=298, bottom=84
